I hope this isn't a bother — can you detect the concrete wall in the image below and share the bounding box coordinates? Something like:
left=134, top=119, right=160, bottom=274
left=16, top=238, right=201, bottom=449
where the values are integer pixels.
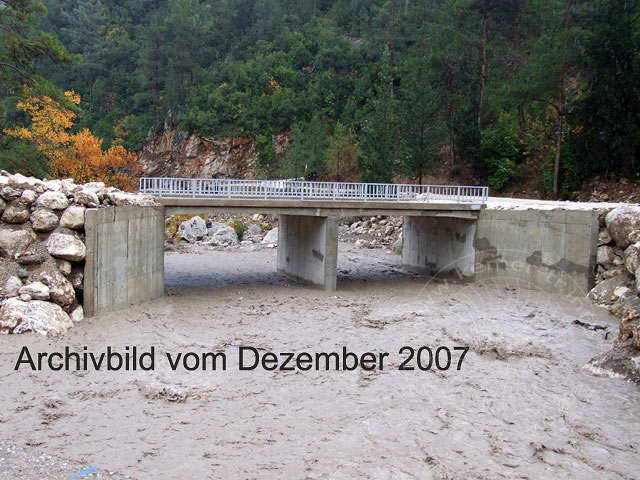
left=402, top=216, right=477, bottom=280
left=277, top=215, right=338, bottom=291
left=84, top=206, right=165, bottom=316
left=473, top=209, right=599, bottom=296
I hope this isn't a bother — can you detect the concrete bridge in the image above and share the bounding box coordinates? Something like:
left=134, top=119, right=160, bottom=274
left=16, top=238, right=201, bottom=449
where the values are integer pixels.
left=82, top=178, right=598, bottom=316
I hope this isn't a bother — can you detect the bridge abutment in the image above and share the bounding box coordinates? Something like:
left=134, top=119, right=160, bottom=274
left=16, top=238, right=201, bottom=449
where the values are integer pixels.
left=277, top=215, right=338, bottom=291
left=402, top=216, right=477, bottom=280
left=84, top=206, right=165, bottom=317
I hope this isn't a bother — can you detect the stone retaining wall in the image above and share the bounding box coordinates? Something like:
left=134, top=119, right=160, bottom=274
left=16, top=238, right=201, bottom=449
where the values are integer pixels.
left=0, top=172, right=155, bottom=335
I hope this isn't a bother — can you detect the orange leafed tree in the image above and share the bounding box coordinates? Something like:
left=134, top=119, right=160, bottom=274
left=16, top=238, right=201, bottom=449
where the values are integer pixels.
left=5, top=89, right=142, bottom=190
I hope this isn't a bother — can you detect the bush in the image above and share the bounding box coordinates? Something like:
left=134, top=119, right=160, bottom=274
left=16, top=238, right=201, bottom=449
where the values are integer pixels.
left=481, top=123, right=521, bottom=191
left=230, top=218, right=246, bottom=241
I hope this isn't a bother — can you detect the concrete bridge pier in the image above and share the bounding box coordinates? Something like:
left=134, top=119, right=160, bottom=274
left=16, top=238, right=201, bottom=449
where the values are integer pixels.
left=277, top=215, right=338, bottom=291
left=402, top=215, right=478, bottom=281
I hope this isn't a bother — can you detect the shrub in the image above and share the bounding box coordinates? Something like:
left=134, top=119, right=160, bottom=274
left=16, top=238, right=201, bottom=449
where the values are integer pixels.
left=231, top=218, right=246, bottom=241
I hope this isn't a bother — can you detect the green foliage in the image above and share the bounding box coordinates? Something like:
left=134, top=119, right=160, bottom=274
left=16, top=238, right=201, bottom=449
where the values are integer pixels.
left=481, top=122, right=521, bottom=191
left=325, top=122, right=359, bottom=181
left=230, top=218, right=246, bottom=241
left=279, top=113, right=329, bottom=180
left=570, top=0, right=640, bottom=176
left=543, top=146, right=578, bottom=199
left=0, top=134, right=49, bottom=177
left=0, top=0, right=632, bottom=192
left=0, top=0, right=74, bottom=101
left=358, top=45, right=398, bottom=183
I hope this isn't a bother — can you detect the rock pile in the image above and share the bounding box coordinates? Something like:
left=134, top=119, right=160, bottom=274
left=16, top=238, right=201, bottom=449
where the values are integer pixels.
left=339, top=216, right=403, bottom=252
left=0, top=172, right=155, bottom=335
left=166, top=213, right=278, bottom=249
left=588, top=205, right=640, bottom=381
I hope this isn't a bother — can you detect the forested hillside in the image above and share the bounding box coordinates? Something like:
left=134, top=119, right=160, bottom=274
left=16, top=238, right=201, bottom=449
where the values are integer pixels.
left=1, top=0, right=639, bottom=198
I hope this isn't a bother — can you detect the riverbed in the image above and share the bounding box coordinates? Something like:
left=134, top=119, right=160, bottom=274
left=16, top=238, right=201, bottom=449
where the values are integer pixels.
left=0, top=243, right=638, bottom=479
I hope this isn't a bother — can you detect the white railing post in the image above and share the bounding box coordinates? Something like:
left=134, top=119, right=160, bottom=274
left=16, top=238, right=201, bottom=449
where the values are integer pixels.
left=227, top=179, right=231, bottom=199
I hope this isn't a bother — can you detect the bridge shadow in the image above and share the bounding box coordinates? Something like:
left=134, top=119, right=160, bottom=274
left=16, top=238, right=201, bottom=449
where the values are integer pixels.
left=163, top=243, right=422, bottom=294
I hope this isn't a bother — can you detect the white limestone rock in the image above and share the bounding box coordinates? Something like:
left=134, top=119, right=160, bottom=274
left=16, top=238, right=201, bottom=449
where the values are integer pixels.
left=0, top=228, right=35, bottom=257
left=624, top=242, right=640, bottom=275
left=35, top=190, right=69, bottom=210
left=56, top=259, right=72, bottom=276
left=36, top=270, right=76, bottom=308
left=4, top=276, right=22, bottom=297
left=261, top=227, right=278, bottom=245
left=30, top=208, right=59, bottom=232
left=0, top=298, right=73, bottom=335
left=1, top=201, right=30, bottom=224
left=20, top=189, right=37, bottom=204
left=247, top=224, right=262, bottom=236
left=70, top=305, right=84, bottom=322
left=605, top=206, right=640, bottom=249
left=178, top=216, right=207, bottom=243
left=59, top=205, right=85, bottom=230
left=73, top=188, right=99, bottom=207
left=596, top=245, right=615, bottom=267
left=45, top=232, right=86, bottom=262
left=206, top=222, right=238, bottom=246
left=18, top=282, right=50, bottom=301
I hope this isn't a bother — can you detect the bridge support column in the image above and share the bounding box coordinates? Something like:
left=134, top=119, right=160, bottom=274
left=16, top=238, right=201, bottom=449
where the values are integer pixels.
left=277, top=215, right=338, bottom=291
left=402, top=216, right=477, bottom=280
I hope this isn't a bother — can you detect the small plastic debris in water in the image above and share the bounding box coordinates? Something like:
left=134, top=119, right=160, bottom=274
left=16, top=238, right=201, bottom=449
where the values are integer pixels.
left=70, top=467, right=99, bottom=479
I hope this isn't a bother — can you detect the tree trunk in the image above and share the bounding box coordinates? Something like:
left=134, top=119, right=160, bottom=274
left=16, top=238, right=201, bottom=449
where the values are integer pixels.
left=478, top=12, right=488, bottom=131
left=553, top=0, right=572, bottom=200
left=553, top=113, right=563, bottom=199
left=448, top=65, right=455, bottom=167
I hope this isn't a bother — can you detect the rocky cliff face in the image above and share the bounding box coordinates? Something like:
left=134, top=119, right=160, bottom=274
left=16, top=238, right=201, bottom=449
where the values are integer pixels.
left=138, top=130, right=290, bottom=179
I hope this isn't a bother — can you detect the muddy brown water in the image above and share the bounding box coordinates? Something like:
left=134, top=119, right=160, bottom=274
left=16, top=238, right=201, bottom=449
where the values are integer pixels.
left=0, top=243, right=639, bottom=479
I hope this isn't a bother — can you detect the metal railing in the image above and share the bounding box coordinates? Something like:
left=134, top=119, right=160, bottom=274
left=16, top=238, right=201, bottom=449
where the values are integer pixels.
left=139, top=177, right=488, bottom=204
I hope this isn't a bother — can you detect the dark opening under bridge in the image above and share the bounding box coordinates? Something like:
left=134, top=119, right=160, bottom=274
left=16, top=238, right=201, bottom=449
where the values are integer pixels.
left=81, top=178, right=599, bottom=316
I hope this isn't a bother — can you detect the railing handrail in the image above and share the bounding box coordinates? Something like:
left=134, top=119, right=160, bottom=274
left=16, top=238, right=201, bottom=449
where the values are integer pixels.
left=139, top=177, right=488, bottom=204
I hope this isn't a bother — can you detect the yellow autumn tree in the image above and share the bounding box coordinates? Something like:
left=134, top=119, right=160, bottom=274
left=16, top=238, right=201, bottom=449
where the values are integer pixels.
left=4, top=89, right=142, bottom=190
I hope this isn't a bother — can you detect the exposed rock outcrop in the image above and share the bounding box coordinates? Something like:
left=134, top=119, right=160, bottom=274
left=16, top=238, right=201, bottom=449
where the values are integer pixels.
left=138, top=129, right=290, bottom=179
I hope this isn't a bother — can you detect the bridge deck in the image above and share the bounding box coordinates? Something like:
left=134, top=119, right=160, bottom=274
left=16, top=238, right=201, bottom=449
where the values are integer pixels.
left=157, top=197, right=483, bottom=218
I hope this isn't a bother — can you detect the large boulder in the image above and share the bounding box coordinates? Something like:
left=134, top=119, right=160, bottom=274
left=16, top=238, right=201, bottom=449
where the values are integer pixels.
left=588, top=339, right=640, bottom=385
left=605, top=205, right=640, bottom=249
left=59, top=205, right=85, bottom=230
left=262, top=227, right=278, bottom=244
left=0, top=298, right=73, bottom=335
left=1, top=200, right=30, bottom=224
left=20, top=189, right=37, bottom=205
left=30, top=208, right=59, bottom=232
left=35, top=190, right=69, bottom=210
left=0, top=228, right=35, bottom=258
left=73, top=188, right=99, bottom=207
left=178, top=216, right=207, bottom=243
left=587, top=272, right=633, bottom=306
left=246, top=224, right=262, bottom=236
left=35, top=270, right=75, bottom=308
left=45, top=232, right=86, bottom=261
left=206, top=222, right=238, bottom=246
left=1, top=184, right=23, bottom=201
